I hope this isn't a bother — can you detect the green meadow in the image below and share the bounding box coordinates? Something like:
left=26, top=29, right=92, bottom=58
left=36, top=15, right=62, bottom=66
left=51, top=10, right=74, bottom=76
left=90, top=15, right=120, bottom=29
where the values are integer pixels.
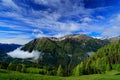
left=0, top=69, right=120, bottom=80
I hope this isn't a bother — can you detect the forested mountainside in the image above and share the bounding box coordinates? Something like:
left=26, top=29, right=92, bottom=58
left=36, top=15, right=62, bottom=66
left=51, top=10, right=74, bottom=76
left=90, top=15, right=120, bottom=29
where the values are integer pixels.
left=0, top=34, right=112, bottom=76
left=73, top=40, right=120, bottom=76
left=20, top=34, right=108, bottom=75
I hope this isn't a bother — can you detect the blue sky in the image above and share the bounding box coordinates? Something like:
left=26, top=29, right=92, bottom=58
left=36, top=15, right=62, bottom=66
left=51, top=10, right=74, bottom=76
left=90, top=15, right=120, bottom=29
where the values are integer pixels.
left=0, top=0, right=120, bottom=44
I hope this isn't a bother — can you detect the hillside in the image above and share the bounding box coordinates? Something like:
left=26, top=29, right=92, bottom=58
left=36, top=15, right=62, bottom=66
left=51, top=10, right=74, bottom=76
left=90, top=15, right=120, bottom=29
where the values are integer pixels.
left=75, top=40, right=120, bottom=75
left=20, top=34, right=108, bottom=75
left=0, top=43, right=21, bottom=58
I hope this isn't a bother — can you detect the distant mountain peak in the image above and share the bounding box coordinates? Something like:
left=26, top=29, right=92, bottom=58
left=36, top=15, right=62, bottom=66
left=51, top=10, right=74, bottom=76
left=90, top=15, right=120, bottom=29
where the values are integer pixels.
left=104, top=35, right=120, bottom=42
left=37, top=34, right=92, bottom=42
left=18, top=33, right=109, bottom=71
left=63, top=34, right=91, bottom=39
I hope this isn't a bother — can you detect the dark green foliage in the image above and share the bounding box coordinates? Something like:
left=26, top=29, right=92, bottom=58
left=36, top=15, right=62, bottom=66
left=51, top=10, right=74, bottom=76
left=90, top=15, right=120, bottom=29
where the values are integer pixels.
left=0, top=61, right=8, bottom=69
left=116, top=64, right=120, bottom=71
left=75, top=40, right=120, bottom=75
left=0, top=64, right=1, bottom=69
left=16, top=64, right=22, bottom=72
left=56, top=64, right=63, bottom=76
left=21, top=64, right=26, bottom=73
left=7, top=62, right=17, bottom=71
left=7, top=63, right=12, bottom=70
left=106, top=64, right=111, bottom=71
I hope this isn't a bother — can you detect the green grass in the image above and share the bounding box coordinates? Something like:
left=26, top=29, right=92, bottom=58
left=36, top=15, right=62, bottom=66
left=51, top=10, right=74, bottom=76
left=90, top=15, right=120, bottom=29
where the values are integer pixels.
left=0, top=69, right=120, bottom=80
left=26, top=67, right=46, bottom=74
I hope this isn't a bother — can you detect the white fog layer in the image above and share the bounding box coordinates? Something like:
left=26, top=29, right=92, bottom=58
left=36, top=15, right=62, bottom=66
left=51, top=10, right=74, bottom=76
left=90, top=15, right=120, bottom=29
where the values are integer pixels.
left=87, top=52, right=94, bottom=56
left=7, top=47, right=41, bottom=59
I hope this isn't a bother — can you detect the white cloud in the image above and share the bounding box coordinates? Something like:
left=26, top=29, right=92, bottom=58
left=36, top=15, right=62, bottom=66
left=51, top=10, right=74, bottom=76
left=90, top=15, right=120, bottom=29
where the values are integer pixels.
left=0, top=35, right=31, bottom=45
left=0, top=0, right=90, bottom=35
left=0, top=30, right=23, bottom=34
left=60, top=22, right=80, bottom=32
left=97, top=16, right=105, bottom=20
left=1, top=0, right=20, bottom=10
left=102, top=26, right=120, bottom=37
left=0, top=21, right=32, bottom=31
left=7, top=47, right=41, bottom=59
left=82, top=17, right=93, bottom=22
left=101, top=14, right=120, bottom=37
left=34, top=0, right=92, bottom=16
left=92, top=36, right=102, bottom=39
left=36, top=33, right=48, bottom=38
left=53, top=32, right=71, bottom=38
left=110, top=14, right=120, bottom=23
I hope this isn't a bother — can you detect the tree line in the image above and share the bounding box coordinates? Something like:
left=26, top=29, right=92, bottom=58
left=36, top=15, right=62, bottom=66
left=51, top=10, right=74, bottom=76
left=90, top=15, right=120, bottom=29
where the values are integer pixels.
left=0, top=40, right=119, bottom=76
left=73, top=40, right=120, bottom=76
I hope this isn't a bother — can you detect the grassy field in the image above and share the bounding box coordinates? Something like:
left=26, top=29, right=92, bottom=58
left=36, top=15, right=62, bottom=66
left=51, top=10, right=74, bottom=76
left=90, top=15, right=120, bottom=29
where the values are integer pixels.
left=26, top=67, right=46, bottom=74
left=0, top=69, right=120, bottom=80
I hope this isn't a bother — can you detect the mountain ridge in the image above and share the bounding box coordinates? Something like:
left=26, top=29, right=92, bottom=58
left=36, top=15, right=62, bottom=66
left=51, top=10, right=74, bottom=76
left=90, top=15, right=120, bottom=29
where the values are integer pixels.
left=20, top=34, right=109, bottom=73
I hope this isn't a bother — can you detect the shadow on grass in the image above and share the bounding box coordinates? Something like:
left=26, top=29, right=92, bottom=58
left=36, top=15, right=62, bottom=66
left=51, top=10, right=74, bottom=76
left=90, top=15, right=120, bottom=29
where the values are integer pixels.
left=115, top=73, right=120, bottom=75
left=0, top=69, right=9, bottom=73
left=6, top=78, right=26, bottom=80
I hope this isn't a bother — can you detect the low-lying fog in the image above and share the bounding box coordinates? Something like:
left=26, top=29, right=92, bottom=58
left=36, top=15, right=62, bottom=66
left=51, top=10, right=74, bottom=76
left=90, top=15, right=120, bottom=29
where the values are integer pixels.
left=7, top=47, right=41, bottom=59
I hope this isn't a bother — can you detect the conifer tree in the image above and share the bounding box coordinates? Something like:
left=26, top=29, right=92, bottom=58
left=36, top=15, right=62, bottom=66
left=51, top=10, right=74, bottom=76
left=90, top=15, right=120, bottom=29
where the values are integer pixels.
left=56, top=64, right=63, bottom=76
left=73, top=64, right=80, bottom=76
left=79, top=62, right=84, bottom=75
left=7, top=63, right=13, bottom=70
left=73, top=62, right=84, bottom=76
left=116, top=64, right=120, bottom=71
left=106, top=64, right=111, bottom=71
left=0, top=64, right=1, bottom=69
left=16, top=64, right=22, bottom=72
left=21, top=64, right=26, bottom=73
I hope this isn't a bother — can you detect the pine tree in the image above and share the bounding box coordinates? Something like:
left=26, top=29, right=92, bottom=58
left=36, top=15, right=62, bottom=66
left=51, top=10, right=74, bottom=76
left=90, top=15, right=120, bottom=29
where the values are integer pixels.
left=21, top=64, right=26, bottom=73
left=0, top=64, right=1, bottom=69
left=7, top=63, right=13, bottom=70
left=95, top=58, right=101, bottom=73
left=73, top=62, right=84, bottom=76
left=106, top=64, right=111, bottom=71
left=116, top=64, right=120, bottom=71
left=79, top=62, right=84, bottom=75
left=73, top=64, right=80, bottom=76
left=56, top=64, right=63, bottom=76
left=16, top=64, right=22, bottom=72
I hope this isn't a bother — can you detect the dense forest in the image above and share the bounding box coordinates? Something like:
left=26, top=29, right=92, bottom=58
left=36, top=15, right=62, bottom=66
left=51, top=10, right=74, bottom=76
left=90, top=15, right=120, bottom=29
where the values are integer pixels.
left=73, top=40, right=120, bottom=76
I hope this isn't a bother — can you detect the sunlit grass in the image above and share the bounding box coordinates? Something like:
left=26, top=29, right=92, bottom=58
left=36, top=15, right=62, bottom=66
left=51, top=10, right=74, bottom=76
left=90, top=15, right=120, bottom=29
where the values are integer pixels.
left=0, top=69, right=120, bottom=80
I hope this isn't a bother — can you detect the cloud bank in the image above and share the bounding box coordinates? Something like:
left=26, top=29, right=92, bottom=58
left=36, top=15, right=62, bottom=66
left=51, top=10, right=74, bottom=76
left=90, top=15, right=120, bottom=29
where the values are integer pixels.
left=7, top=47, right=41, bottom=59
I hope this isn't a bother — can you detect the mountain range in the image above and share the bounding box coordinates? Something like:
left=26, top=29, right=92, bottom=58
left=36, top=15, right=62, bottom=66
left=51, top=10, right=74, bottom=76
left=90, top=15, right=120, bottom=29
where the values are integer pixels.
left=20, top=34, right=108, bottom=71
left=0, top=43, right=21, bottom=58
left=0, top=34, right=120, bottom=76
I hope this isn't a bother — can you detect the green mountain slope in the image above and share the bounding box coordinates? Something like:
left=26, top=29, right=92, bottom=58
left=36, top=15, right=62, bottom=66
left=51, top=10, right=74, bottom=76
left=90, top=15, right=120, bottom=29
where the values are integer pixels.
left=80, top=40, right=120, bottom=75
left=21, top=34, right=108, bottom=71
